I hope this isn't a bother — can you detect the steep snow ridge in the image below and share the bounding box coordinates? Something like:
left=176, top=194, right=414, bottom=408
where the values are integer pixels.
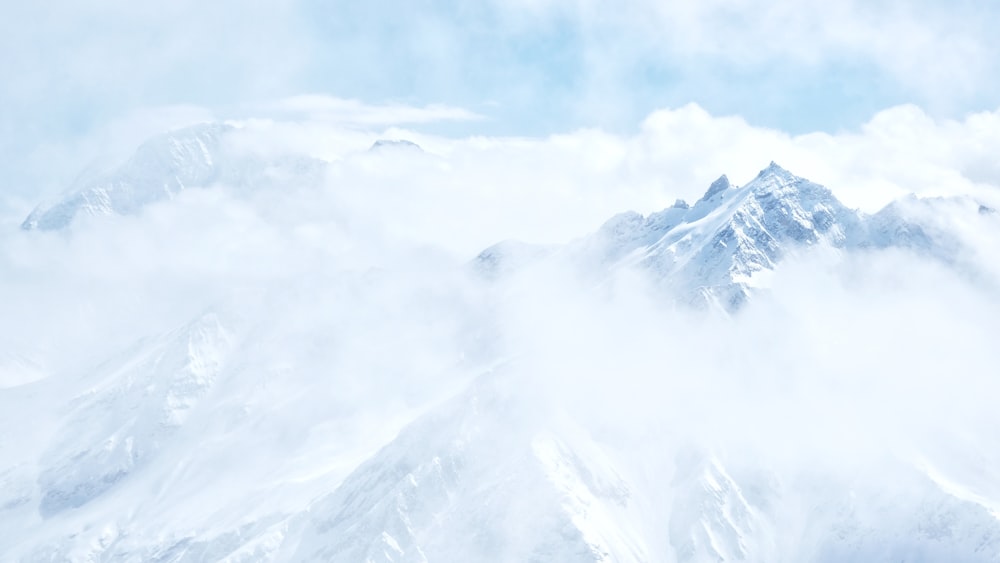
left=280, top=372, right=650, bottom=562
left=530, top=432, right=648, bottom=562
left=370, top=139, right=423, bottom=152
left=669, top=449, right=772, bottom=562
left=279, top=369, right=1000, bottom=563
left=565, top=162, right=864, bottom=309
left=34, top=313, right=235, bottom=518
left=21, top=123, right=328, bottom=230
left=665, top=163, right=863, bottom=308
left=22, top=124, right=230, bottom=230
left=2, top=264, right=997, bottom=560
left=0, top=269, right=489, bottom=561
left=483, top=162, right=978, bottom=310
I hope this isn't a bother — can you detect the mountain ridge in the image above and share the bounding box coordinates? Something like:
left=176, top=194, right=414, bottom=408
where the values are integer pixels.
left=477, top=162, right=975, bottom=310
left=20, top=123, right=327, bottom=230
left=7, top=128, right=1000, bottom=561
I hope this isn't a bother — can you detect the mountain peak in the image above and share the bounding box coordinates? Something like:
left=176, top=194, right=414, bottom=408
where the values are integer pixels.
left=369, top=139, right=422, bottom=152
left=700, top=174, right=731, bottom=201
left=21, top=122, right=331, bottom=231
left=744, top=161, right=807, bottom=199
left=508, top=162, right=864, bottom=310
left=21, top=122, right=233, bottom=230
left=756, top=161, right=794, bottom=180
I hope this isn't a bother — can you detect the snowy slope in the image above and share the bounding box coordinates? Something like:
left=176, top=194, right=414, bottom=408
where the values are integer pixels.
left=5, top=126, right=1000, bottom=563
left=7, top=354, right=1000, bottom=562
left=0, top=269, right=485, bottom=562
left=276, top=370, right=649, bottom=563
left=21, top=123, right=327, bottom=230
left=4, top=276, right=1000, bottom=562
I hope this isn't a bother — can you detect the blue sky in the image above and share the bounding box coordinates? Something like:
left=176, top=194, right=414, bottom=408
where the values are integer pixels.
left=2, top=0, right=999, bottom=199
left=289, top=0, right=999, bottom=135
left=293, top=0, right=911, bottom=134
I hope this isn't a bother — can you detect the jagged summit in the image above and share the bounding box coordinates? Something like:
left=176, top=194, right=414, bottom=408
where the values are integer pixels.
left=756, top=161, right=793, bottom=178
left=21, top=123, right=327, bottom=230
left=369, top=139, right=422, bottom=152
left=747, top=161, right=802, bottom=192
left=7, top=153, right=1000, bottom=562
left=479, top=163, right=895, bottom=310
left=21, top=123, right=231, bottom=230
left=651, top=165, right=861, bottom=308
left=700, top=174, right=731, bottom=201
left=22, top=123, right=231, bottom=230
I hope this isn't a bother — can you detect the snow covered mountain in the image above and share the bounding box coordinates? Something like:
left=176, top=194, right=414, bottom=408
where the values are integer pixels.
left=12, top=335, right=999, bottom=562
left=0, top=274, right=483, bottom=561
left=278, top=370, right=647, bottom=562
left=477, top=162, right=981, bottom=310
left=4, top=125, right=1000, bottom=562
left=369, top=139, right=422, bottom=152
left=21, top=123, right=327, bottom=230
left=580, top=163, right=866, bottom=309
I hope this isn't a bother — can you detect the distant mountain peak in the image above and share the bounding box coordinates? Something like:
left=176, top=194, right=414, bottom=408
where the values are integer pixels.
left=753, top=161, right=797, bottom=183
left=22, top=123, right=231, bottom=230
left=742, top=162, right=814, bottom=201
left=21, top=123, right=327, bottom=230
left=760, top=160, right=787, bottom=174
left=480, top=162, right=878, bottom=311
left=700, top=174, right=731, bottom=201
left=369, top=139, right=422, bottom=152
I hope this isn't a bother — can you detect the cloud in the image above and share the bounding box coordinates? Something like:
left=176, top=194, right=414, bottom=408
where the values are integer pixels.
left=6, top=99, right=1000, bottom=370
left=0, top=0, right=309, bottom=204
left=12, top=98, right=1000, bottom=254
left=488, top=0, right=1000, bottom=108
left=4, top=2, right=1000, bottom=556
left=493, top=241, right=1000, bottom=461
left=251, top=95, right=483, bottom=125
left=6, top=116, right=998, bottom=422
left=629, top=103, right=1000, bottom=210
left=2, top=104, right=216, bottom=205
left=3, top=96, right=1000, bottom=559
left=0, top=0, right=306, bottom=107
left=5, top=0, right=998, bottom=189
left=299, top=101, right=1000, bottom=253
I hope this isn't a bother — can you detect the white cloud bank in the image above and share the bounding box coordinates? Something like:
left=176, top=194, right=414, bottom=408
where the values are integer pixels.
left=492, top=0, right=999, bottom=109
left=2, top=95, right=1000, bottom=559
left=8, top=97, right=1000, bottom=254
left=229, top=97, right=1000, bottom=253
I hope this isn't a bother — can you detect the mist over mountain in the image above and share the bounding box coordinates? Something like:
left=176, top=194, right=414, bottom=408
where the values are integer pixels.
left=21, top=123, right=328, bottom=231
left=478, top=162, right=990, bottom=311
left=2, top=121, right=1000, bottom=563
left=5, top=0, right=1000, bottom=558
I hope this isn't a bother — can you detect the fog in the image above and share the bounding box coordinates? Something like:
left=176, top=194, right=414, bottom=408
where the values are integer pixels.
left=3, top=111, right=998, bottom=451
left=2, top=112, right=1000, bottom=560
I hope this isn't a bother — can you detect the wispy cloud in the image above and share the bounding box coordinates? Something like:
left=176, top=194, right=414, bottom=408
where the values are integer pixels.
left=250, top=95, right=483, bottom=125
left=4, top=2, right=1000, bottom=558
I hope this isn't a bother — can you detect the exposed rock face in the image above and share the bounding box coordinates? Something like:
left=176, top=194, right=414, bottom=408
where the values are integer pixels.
left=479, top=162, right=976, bottom=311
